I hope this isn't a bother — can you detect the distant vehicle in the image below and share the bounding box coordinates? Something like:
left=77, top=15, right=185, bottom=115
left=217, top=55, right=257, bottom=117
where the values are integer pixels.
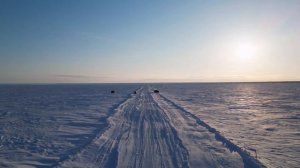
left=111, top=90, right=115, bottom=94
left=154, top=90, right=159, bottom=93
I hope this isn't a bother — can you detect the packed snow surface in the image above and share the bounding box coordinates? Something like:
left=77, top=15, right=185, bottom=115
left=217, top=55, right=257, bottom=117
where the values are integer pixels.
left=0, top=83, right=299, bottom=167
left=153, top=82, right=300, bottom=168
left=0, top=84, right=139, bottom=167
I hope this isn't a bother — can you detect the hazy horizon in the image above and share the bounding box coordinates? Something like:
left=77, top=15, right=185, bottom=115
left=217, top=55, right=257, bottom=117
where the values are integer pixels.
left=1, top=0, right=300, bottom=83
left=1, top=80, right=300, bottom=85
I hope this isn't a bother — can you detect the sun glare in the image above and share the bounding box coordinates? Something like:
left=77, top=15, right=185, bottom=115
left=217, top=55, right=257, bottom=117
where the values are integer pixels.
left=220, top=34, right=264, bottom=64
left=233, top=38, right=259, bottom=60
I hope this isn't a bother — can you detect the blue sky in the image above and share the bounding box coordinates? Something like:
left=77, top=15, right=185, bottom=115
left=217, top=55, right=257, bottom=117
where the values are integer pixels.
left=1, top=0, right=299, bottom=83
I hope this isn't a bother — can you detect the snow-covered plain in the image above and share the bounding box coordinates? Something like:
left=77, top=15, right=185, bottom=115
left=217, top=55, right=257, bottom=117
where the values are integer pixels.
left=0, top=83, right=298, bottom=167
left=153, top=82, right=300, bottom=168
left=0, top=84, right=139, bottom=167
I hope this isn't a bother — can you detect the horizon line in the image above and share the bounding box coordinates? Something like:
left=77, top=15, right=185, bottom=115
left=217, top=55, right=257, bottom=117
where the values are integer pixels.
left=0, top=80, right=300, bottom=85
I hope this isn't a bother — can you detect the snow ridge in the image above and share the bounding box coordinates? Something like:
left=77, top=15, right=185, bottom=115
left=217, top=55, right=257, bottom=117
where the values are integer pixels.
left=158, top=94, right=267, bottom=168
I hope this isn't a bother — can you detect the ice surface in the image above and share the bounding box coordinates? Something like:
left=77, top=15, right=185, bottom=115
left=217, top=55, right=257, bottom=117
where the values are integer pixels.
left=60, top=86, right=245, bottom=168
left=1, top=83, right=297, bottom=168
left=153, top=82, right=300, bottom=168
left=0, top=84, right=139, bottom=167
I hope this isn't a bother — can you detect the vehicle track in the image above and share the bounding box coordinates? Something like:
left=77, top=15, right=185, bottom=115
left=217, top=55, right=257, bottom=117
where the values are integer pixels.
left=154, top=92, right=266, bottom=168
left=59, top=87, right=189, bottom=168
left=59, top=86, right=264, bottom=168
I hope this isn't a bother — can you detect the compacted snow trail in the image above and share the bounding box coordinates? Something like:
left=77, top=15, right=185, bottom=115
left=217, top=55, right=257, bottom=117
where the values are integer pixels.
left=60, top=87, right=189, bottom=168
left=59, top=86, right=251, bottom=168
left=152, top=94, right=244, bottom=168
left=153, top=93, right=266, bottom=168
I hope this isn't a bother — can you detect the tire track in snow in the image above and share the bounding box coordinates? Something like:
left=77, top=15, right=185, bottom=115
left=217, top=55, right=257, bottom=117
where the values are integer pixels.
left=60, top=87, right=189, bottom=168
left=52, top=88, right=139, bottom=168
left=117, top=88, right=189, bottom=168
left=155, top=93, right=266, bottom=168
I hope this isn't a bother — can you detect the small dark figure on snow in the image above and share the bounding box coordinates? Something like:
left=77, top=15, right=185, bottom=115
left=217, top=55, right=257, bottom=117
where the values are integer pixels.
left=154, top=90, right=159, bottom=93
left=111, top=90, right=115, bottom=94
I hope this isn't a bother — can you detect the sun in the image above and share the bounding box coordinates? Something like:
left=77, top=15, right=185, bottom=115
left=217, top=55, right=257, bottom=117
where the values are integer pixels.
left=234, top=38, right=258, bottom=60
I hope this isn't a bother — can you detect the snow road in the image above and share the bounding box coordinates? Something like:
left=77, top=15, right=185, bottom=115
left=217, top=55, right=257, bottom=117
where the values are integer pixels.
left=59, top=86, right=262, bottom=168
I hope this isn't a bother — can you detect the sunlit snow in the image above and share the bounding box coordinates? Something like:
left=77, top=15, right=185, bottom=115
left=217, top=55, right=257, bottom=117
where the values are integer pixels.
left=0, top=83, right=299, bottom=168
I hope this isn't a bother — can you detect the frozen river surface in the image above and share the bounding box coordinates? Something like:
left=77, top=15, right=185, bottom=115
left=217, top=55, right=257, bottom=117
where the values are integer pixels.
left=0, top=83, right=299, bottom=168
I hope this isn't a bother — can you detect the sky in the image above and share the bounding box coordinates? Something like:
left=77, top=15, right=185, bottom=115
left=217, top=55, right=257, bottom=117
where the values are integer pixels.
left=0, top=0, right=299, bottom=83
